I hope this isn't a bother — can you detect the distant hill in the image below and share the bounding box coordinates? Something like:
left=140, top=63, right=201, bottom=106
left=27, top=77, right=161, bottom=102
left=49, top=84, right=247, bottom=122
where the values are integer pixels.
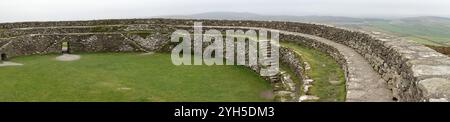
left=399, top=16, right=450, bottom=23
left=364, top=16, right=450, bottom=46
left=160, top=12, right=371, bottom=25
left=160, top=12, right=450, bottom=46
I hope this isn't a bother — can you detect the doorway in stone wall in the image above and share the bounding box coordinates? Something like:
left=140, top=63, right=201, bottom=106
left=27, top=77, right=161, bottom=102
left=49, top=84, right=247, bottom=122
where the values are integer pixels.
left=62, top=42, right=70, bottom=54
left=1, top=53, right=7, bottom=61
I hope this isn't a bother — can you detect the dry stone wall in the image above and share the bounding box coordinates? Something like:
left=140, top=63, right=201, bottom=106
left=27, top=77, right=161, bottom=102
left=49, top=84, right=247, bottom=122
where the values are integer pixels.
left=1, top=19, right=450, bottom=102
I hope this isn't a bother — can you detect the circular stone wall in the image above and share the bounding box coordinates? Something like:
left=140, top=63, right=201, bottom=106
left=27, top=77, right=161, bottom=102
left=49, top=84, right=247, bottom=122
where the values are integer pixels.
left=1, top=19, right=450, bottom=102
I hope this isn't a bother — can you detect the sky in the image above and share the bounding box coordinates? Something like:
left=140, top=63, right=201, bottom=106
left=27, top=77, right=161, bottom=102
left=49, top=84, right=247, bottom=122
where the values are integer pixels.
left=1, top=0, right=450, bottom=22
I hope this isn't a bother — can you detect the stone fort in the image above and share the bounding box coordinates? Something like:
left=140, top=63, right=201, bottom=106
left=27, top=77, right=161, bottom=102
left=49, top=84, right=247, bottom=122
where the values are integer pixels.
left=0, top=19, right=449, bottom=102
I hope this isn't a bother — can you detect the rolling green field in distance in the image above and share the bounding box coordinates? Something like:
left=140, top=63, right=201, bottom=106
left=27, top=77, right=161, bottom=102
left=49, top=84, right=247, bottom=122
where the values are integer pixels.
left=354, top=18, right=450, bottom=56
left=363, top=20, right=450, bottom=46
left=0, top=53, right=272, bottom=102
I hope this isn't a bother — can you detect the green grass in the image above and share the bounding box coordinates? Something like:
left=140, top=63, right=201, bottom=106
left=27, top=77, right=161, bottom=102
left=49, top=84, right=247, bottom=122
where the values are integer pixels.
left=0, top=53, right=272, bottom=102
left=133, top=32, right=152, bottom=38
left=281, top=42, right=346, bottom=102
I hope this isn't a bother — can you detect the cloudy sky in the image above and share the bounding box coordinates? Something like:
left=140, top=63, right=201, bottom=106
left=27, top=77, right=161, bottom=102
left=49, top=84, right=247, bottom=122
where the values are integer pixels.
left=1, top=0, right=449, bottom=22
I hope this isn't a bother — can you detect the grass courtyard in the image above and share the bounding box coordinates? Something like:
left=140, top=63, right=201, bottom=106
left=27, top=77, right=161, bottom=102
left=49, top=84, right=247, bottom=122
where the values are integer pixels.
left=0, top=53, right=272, bottom=102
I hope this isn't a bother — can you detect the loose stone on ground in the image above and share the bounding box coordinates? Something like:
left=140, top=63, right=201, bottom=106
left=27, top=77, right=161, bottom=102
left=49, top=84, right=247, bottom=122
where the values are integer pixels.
left=0, top=61, right=23, bottom=67
left=139, top=52, right=155, bottom=56
left=55, top=54, right=81, bottom=61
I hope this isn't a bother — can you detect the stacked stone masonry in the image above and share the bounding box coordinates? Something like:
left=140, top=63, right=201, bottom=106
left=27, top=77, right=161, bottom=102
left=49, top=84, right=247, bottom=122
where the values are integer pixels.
left=1, top=19, right=449, bottom=102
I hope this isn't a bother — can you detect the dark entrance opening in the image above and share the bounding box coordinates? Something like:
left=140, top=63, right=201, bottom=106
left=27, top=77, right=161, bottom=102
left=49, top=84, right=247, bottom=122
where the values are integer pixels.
left=392, top=97, right=398, bottom=101
left=1, top=53, right=7, bottom=61
left=62, top=42, right=70, bottom=54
